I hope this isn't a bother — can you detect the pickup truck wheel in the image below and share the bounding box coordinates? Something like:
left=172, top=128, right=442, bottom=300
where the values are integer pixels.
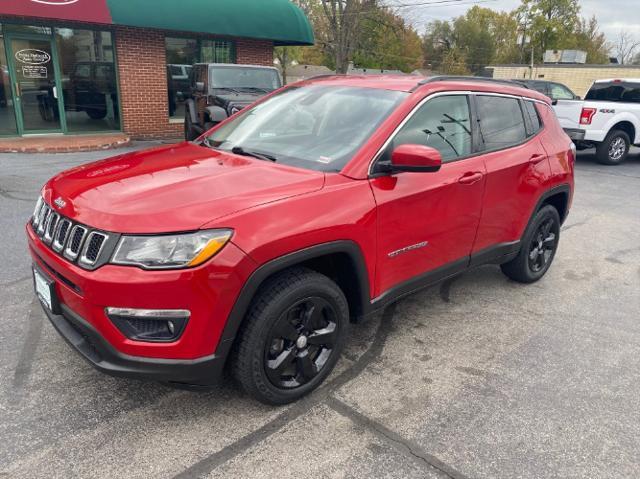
left=596, top=130, right=630, bottom=165
left=184, top=113, right=198, bottom=141
left=231, top=267, right=348, bottom=405
left=501, top=205, right=560, bottom=283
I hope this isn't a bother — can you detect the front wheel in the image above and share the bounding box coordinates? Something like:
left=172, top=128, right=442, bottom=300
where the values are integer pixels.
left=596, top=130, right=630, bottom=165
left=231, top=267, right=349, bottom=405
left=501, top=205, right=560, bottom=283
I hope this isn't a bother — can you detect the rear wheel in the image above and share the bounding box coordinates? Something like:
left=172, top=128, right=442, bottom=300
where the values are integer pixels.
left=596, top=130, right=630, bottom=165
left=501, top=205, right=560, bottom=283
left=231, top=268, right=348, bottom=405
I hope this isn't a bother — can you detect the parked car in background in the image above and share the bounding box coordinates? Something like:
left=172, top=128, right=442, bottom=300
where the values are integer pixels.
left=28, top=76, right=574, bottom=405
left=66, top=62, right=118, bottom=120
left=512, top=79, right=580, bottom=101
left=184, top=63, right=282, bottom=140
left=167, top=64, right=192, bottom=117
left=554, top=79, right=640, bottom=165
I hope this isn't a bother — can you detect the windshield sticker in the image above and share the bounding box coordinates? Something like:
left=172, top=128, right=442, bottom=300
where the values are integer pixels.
left=22, top=65, right=48, bottom=79
left=15, top=49, right=51, bottom=65
left=317, top=156, right=333, bottom=164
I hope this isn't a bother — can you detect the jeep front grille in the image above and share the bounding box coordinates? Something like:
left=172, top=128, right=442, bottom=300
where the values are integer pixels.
left=31, top=199, right=117, bottom=270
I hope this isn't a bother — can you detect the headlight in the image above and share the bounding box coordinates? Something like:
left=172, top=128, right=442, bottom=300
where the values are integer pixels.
left=111, top=229, right=233, bottom=269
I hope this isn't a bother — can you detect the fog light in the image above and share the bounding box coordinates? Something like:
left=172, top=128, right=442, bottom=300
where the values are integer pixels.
left=105, top=307, right=190, bottom=342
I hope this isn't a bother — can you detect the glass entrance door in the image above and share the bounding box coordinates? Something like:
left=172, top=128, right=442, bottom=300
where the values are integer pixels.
left=6, top=35, right=63, bottom=134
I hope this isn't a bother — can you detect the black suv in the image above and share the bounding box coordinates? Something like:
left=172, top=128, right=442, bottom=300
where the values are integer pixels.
left=185, top=63, right=282, bottom=140
left=513, top=79, right=579, bottom=102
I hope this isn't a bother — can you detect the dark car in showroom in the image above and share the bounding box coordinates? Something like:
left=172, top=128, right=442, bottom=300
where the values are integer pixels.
left=184, top=63, right=281, bottom=140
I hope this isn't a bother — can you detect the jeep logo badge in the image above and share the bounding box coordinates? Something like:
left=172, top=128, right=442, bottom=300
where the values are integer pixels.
left=31, top=0, right=79, bottom=5
left=53, top=197, right=67, bottom=209
left=15, top=49, right=51, bottom=65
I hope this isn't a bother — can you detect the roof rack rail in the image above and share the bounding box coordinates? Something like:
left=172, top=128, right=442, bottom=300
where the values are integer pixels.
left=412, top=75, right=528, bottom=91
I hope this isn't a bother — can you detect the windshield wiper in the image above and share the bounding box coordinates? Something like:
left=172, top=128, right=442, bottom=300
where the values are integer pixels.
left=231, top=146, right=277, bottom=162
left=239, top=87, right=270, bottom=93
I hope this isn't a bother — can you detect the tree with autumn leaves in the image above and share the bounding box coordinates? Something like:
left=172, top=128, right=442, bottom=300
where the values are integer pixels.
left=280, top=0, right=613, bottom=79
left=424, top=0, right=611, bottom=75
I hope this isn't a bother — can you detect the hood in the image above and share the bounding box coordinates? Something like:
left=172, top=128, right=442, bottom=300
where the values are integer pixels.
left=214, top=92, right=264, bottom=110
left=43, top=142, right=325, bottom=234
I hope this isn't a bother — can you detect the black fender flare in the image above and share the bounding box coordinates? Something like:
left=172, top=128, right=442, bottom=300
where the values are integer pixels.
left=214, top=240, right=371, bottom=360
left=531, top=184, right=571, bottom=224
left=185, top=99, right=197, bottom=124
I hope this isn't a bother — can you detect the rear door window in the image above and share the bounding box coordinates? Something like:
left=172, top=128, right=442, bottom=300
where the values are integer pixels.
left=476, top=96, right=528, bottom=150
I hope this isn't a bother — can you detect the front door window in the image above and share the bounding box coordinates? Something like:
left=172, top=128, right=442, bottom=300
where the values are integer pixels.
left=9, top=36, right=62, bottom=133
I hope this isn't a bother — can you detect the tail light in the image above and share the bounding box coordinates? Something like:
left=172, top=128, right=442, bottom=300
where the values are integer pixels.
left=580, top=107, right=596, bottom=125
left=569, top=142, right=576, bottom=166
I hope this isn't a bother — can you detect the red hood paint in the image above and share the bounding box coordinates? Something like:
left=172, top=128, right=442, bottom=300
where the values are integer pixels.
left=42, top=142, right=325, bottom=234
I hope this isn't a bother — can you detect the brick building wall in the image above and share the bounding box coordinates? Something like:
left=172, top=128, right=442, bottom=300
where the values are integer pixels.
left=115, top=28, right=274, bottom=140
left=491, top=64, right=640, bottom=97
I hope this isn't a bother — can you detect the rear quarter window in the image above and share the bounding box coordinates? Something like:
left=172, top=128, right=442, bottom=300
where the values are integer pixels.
left=476, top=96, right=528, bottom=150
left=524, top=101, right=542, bottom=135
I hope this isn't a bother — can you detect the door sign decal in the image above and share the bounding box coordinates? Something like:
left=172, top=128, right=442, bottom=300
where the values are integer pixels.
left=15, top=49, right=51, bottom=65
left=22, top=65, right=48, bottom=79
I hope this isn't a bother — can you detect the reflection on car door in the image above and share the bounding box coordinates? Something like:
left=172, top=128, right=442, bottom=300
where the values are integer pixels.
left=369, top=94, right=486, bottom=297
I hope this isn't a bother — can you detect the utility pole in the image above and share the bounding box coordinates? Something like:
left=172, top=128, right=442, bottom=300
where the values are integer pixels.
left=530, top=45, right=535, bottom=79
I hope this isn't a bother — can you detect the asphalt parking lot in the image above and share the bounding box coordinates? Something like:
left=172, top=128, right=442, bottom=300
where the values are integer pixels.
left=1, top=144, right=639, bottom=479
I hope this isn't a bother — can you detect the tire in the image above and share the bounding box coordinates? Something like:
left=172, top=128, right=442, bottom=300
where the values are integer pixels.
left=501, top=205, right=561, bottom=284
left=231, top=267, right=349, bottom=405
left=184, top=111, right=198, bottom=141
left=86, top=108, right=107, bottom=120
left=596, top=130, right=630, bottom=165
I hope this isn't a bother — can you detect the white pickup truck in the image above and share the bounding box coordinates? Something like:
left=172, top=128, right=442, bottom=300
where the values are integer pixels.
left=554, top=79, right=640, bottom=165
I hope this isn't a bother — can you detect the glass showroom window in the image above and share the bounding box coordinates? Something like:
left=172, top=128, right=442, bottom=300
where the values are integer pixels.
left=55, top=28, right=120, bottom=132
left=0, top=24, right=18, bottom=135
left=165, top=37, right=234, bottom=120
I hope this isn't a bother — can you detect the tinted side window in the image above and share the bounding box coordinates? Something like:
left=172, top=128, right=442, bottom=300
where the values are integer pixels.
left=476, top=96, right=527, bottom=150
left=586, top=82, right=640, bottom=103
left=524, top=101, right=542, bottom=135
left=387, top=95, right=472, bottom=163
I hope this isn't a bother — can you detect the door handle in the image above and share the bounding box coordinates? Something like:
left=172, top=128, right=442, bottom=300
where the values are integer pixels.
left=15, top=82, right=21, bottom=97
left=530, top=153, right=546, bottom=165
left=458, top=171, right=483, bottom=185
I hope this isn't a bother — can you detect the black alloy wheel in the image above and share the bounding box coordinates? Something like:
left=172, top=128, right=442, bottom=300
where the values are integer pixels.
left=232, top=267, right=348, bottom=405
left=528, top=218, right=557, bottom=273
left=265, top=296, right=338, bottom=389
left=501, top=204, right=561, bottom=283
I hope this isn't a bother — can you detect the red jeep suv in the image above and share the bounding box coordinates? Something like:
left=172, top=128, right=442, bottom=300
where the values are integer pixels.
left=28, top=76, right=574, bottom=404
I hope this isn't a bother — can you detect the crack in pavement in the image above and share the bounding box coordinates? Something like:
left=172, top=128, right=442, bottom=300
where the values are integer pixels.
left=326, top=396, right=472, bottom=479
left=0, top=187, right=33, bottom=202
left=172, top=304, right=397, bottom=479
left=10, top=297, right=44, bottom=404
left=1, top=276, right=31, bottom=288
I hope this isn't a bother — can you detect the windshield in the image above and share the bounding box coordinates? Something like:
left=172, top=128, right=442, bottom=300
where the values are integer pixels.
left=206, top=85, right=407, bottom=172
left=211, top=67, right=281, bottom=91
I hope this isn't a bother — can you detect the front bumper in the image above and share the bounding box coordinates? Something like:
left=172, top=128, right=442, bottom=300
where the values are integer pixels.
left=42, top=300, right=228, bottom=385
left=27, top=222, right=256, bottom=381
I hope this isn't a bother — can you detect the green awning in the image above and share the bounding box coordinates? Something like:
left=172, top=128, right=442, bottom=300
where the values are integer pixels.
left=106, top=0, right=314, bottom=46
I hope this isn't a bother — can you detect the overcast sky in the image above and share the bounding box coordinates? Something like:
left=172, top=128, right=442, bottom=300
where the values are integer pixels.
left=393, top=0, right=640, bottom=42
